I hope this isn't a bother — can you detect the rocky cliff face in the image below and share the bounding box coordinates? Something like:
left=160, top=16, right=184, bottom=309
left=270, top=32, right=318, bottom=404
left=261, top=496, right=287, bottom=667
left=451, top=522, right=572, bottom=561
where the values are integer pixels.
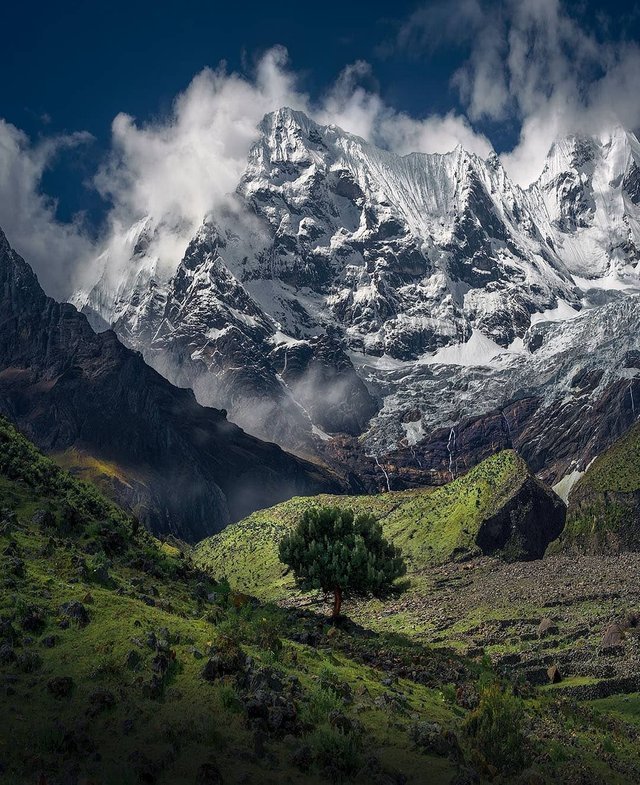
left=475, top=474, right=566, bottom=560
left=74, top=112, right=640, bottom=490
left=345, top=295, right=640, bottom=492
left=0, top=227, right=342, bottom=541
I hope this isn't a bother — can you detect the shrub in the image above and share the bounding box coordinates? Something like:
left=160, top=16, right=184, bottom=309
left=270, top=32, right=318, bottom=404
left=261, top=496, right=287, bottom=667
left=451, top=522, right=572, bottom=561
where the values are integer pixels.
left=463, top=682, right=529, bottom=775
left=300, top=685, right=343, bottom=726
left=308, top=723, right=363, bottom=782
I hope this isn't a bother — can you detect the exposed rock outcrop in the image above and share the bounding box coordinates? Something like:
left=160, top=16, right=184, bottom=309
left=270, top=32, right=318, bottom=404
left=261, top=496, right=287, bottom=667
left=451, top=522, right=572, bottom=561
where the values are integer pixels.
left=474, top=475, right=566, bottom=560
left=557, top=420, right=640, bottom=553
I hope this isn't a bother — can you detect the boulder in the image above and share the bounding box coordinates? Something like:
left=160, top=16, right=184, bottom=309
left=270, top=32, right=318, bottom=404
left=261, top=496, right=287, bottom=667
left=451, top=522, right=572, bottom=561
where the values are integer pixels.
left=47, top=676, right=74, bottom=698
left=602, top=623, right=625, bottom=648
left=32, top=509, right=56, bottom=529
left=200, top=648, right=246, bottom=682
left=537, top=618, right=558, bottom=638
left=58, top=601, right=90, bottom=627
left=410, top=721, right=460, bottom=757
left=125, top=650, right=142, bottom=670
left=20, top=605, right=46, bottom=633
left=40, top=635, right=58, bottom=648
left=87, top=688, right=116, bottom=716
left=547, top=664, right=562, bottom=684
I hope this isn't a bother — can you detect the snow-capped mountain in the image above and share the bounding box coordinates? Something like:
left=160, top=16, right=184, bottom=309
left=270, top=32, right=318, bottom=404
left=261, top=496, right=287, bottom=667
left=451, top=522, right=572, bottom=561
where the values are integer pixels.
left=74, top=109, right=640, bottom=489
left=535, top=128, right=640, bottom=279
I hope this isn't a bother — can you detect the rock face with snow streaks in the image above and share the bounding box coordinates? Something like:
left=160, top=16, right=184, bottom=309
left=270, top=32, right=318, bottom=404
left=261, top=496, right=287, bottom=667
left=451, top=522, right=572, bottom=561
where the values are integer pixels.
left=75, top=110, right=640, bottom=487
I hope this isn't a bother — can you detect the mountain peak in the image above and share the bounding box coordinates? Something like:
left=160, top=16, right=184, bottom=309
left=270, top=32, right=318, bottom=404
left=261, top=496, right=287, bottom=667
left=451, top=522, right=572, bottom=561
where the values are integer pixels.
left=258, top=106, right=322, bottom=141
left=538, top=126, right=640, bottom=187
left=75, top=112, right=640, bottom=475
left=253, top=107, right=327, bottom=167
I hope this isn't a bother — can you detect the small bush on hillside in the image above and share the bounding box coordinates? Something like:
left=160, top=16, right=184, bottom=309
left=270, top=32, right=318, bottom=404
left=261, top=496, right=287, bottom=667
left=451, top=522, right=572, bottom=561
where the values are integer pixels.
left=463, top=682, right=529, bottom=775
left=308, top=723, right=363, bottom=782
left=300, top=685, right=343, bottom=727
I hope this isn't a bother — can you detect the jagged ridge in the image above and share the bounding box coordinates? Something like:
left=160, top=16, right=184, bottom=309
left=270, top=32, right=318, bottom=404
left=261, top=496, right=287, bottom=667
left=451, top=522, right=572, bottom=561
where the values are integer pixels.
left=74, top=112, right=640, bottom=488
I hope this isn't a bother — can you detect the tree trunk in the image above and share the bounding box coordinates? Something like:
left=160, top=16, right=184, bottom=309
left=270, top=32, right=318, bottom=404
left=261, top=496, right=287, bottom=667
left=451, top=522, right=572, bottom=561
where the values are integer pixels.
left=332, top=586, right=343, bottom=620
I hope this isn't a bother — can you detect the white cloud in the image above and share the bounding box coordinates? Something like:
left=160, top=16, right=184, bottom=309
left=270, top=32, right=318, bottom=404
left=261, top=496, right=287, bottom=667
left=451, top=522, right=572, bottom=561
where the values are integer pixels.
left=4, top=3, right=640, bottom=299
left=445, top=0, right=640, bottom=184
left=317, top=59, right=492, bottom=157
left=377, top=111, right=492, bottom=158
left=89, top=47, right=492, bottom=295
left=92, top=46, right=310, bottom=286
left=96, top=47, right=304, bottom=230
left=0, top=120, right=94, bottom=298
left=396, top=0, right=484, bottom=54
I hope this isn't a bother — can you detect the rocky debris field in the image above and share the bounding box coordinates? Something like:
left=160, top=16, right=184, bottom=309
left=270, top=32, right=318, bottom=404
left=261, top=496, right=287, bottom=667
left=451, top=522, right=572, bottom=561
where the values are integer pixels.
left=280, top=552, right=640, bottom=702
left=367, top=554, right=640, bottom=698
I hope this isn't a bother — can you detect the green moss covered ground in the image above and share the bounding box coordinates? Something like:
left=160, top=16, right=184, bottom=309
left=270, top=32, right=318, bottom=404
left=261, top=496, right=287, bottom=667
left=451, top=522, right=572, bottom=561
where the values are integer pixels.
left=0, top=419, right=524, bottom=784
left=573, top=421, right=640, bottom=494
left=194, top=451, right=531, bottom=603
left=556, top=421, right=640, bottom=551
left=4, top=419, right=640, bottom=783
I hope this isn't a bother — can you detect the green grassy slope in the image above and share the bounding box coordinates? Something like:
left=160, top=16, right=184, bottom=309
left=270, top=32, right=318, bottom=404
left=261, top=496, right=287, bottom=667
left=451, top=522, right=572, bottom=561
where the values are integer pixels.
left=0, top=417, right=521, bottom=784
left=194, top=451, right=548, bottom=602
left=573, top=420, right=640, bottom=494
left=557, top=420, right=640, bottom=551
left=3, top=418, right=640, bottom=783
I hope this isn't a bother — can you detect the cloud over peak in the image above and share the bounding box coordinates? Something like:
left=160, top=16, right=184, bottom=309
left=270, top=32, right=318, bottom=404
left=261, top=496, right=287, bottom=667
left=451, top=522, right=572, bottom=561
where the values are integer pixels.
left=1, top=2, right=640, bottom=296
left=401, top=0, right=640, bottom=184
left=0, top=121, right=94, bottom=298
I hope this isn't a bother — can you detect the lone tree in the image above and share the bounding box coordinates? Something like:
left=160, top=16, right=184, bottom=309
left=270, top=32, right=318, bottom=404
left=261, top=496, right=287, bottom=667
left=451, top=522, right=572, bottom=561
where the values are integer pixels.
left=278, top=505, right=406, bottom=619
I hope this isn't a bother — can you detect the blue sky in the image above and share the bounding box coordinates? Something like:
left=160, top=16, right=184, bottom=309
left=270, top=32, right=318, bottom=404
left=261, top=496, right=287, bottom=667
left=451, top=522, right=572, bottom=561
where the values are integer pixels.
left=4, top=1, right=461, bottom=137
left=2, top=0, right=465, bottom=224
left=2, top=0, right=640, bottom=296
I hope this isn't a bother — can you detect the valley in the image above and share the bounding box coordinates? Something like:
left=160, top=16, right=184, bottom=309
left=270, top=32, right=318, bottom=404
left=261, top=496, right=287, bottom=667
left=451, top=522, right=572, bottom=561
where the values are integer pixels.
left=5, top=4, right=640, bottom=784
left=1, top=88, right=640, bottom=785
left=4, top=413, right=640, bottom=784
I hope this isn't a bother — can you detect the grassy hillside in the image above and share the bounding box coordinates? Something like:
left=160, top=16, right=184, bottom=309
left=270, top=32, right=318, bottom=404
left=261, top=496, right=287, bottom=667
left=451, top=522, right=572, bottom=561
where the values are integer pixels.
left=3, top=418, right=640, bottom=782
left=557, top=420, right=640, bottom=551
left=573, top=420, right=640, bottom=494
left=194, top=450, right=560, bottom=603
left=0, top=417, right=533, bottom=784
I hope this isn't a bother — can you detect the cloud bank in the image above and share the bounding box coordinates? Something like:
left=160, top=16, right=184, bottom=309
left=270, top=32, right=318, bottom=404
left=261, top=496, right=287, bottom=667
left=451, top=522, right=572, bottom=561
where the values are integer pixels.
left=401, top=0, right=640, bottom=184
left=0, top=121, right=94, bottom=298
left=1, top=1, right=640, bottom=297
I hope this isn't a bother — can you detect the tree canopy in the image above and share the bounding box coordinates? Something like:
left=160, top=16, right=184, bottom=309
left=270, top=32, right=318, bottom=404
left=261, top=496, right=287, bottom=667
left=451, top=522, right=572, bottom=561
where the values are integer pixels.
left=278, top=505, right=406, bottom=618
